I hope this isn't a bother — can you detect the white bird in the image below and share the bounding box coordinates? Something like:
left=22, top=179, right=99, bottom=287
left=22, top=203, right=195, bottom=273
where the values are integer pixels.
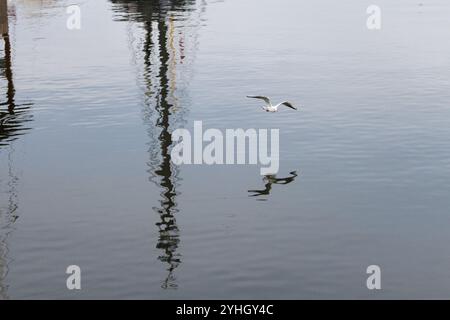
left=246, top=95, right=298, bottom=112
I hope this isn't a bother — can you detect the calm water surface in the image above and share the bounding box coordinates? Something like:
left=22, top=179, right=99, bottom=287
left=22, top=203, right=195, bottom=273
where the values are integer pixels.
left=1, top=0, right=450, bottom=299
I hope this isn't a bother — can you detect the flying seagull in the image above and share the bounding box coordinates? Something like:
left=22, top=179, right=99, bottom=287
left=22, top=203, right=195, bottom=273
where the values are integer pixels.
left=246, top=95, right=298, bottom=112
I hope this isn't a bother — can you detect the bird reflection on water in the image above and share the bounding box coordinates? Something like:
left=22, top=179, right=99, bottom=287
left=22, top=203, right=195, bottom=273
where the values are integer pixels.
left=248, top=171, right=298, bottom=201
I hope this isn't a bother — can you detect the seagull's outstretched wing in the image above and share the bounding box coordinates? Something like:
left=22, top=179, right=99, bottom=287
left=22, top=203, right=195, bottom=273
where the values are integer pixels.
left=246, top=95, right=271, bottom=107
left=279, top=101, right=297, bottom=110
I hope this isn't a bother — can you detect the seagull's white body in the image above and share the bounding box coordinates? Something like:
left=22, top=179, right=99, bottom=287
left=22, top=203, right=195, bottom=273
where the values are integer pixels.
left=246, top=95, right=298, bottom=112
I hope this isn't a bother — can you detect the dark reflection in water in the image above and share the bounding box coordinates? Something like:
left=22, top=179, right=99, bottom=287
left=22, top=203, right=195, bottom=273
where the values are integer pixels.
left=0, top=1, right=32, bottom=148
left=111, top=0, right=197, bottom=22
left=248, top=171, right=298, bottom=201
left=0, top=0, right=23, bottom=298
left=111, top=0, right=202, bottom=289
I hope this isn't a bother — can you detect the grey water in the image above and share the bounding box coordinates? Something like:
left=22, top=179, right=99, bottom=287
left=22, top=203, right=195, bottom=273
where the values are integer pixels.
left=1, top=0, right=450, bottom=299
